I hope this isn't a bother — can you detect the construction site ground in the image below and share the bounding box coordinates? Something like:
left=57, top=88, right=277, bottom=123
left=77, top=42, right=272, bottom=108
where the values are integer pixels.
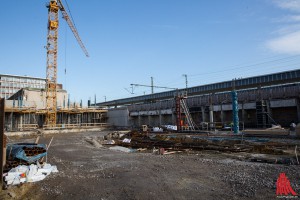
left=1, top=130, right=300, bottom=200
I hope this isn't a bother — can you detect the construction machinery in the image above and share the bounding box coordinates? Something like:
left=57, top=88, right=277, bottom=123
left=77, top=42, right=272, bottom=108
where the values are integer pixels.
left=46, top=0, right=89, bottom=127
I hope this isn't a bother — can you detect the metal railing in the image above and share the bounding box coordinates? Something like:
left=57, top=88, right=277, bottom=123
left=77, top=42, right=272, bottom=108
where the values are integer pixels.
left=200, top=121, right=245, bottom=132
left=16, top=123, right=110, bottom=130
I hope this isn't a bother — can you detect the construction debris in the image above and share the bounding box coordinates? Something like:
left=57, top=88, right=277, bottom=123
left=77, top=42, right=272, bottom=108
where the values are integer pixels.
left=4, top=163, right=58, bottom=185
left=100, top=131, right=300, bottom=165
left=1, top=130, right=299, bottom=200
left=152, top=127, right=163, bottom=132
left=6, top=143, right=47, bottom=168
left=109, top=146, right=134, bottom=153
left=85, top=137, right=103, bottom=148
left=163, top=125, right=177, bottom=131
left=122, top=138, right=131, bottom=143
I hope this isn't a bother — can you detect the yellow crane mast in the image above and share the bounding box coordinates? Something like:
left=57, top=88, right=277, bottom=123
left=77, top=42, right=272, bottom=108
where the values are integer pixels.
left=45, top=0, right=89, bottom=127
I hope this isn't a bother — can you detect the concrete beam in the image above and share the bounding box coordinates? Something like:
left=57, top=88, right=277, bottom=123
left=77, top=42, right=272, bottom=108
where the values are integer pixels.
left=270, top=99, right=297, bottom=108
left=98, top=69, right=300, bottom=107
left=130, top=109, right=173, bottom=116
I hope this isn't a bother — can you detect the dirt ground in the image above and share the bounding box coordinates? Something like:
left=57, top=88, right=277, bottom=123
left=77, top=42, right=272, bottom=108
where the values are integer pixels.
left=1, top=130, right=300, bottom=200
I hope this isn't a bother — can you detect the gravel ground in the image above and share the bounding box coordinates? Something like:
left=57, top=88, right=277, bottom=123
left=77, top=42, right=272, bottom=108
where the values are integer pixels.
left=1, top=131, right=299, bottom=200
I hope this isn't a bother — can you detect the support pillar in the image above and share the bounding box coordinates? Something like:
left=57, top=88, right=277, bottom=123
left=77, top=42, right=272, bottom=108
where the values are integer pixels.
left=231, top=90, right=239, bottom=134
left=201, top=106, right=206, bottom=122
left=242, top=102, right=246, bottom=128
left=266, top=100, right=272, bottom=125
left=172, top=112, right=175, bottom=125
left=297, top=98, right=300, bottom=123
left=10, top=112, right=13, bottom=131
left=148, top=115, right=151, bottom=127
left=209, top=94, right=214, bottom=129
left=209, top=105, right=214, bottom=129
left=159, top=112, right=162, bottom=126
left=138, top=114, right=141, bottom=127
left=220, top=105, right=224, bottom=124
left=68, top=114, right=70, bottom=125
left=20, top=114, right=23, bottom=131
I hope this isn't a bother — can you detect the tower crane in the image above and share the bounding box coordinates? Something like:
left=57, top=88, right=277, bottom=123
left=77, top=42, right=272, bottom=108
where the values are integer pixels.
left=46, top=0, right=89, bottom=127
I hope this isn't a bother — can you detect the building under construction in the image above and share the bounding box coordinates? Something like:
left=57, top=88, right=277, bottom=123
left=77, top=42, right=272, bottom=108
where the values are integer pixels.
left=3, top=86, right=107, bottom=131
left=2, top=69, right=300, bottom=132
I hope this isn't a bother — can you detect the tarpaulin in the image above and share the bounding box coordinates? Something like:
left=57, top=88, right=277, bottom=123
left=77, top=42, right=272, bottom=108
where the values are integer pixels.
left=6, top=143, right=47, bottom=164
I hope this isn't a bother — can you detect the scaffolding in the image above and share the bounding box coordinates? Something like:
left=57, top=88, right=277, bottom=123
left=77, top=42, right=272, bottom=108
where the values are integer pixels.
left=175, top=91, right=197, bottom=131
left=4, top=104, right=108, bottom=131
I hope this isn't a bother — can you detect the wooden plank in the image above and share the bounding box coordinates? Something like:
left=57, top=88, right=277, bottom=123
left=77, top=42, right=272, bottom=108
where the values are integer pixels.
left=35, top=136, right=40, bottom=144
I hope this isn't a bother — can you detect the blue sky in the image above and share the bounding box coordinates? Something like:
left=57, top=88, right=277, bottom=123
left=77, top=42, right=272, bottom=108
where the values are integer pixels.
left=1, top=0, right=300, bottom=104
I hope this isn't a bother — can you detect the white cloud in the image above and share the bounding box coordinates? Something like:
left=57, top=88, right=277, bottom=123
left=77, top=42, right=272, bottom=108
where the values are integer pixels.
left=273, top=0, right=300, bottom=12
left=266, top=30, right=300, bottom=54
left=273, top=24, right=300, bottom=35
left=266, top=0, right=300, bottom=54
left=289, top=14, right=300, bottom=21
left=274, top=14, right=300, bottom=22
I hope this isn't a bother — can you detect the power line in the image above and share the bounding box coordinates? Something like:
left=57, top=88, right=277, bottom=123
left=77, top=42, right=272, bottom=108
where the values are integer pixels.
left=155, top=55, right=300, bottom=88
left=186, top=64, right=300, bottom=87
left=189, top=55, right=300, bottom=77
left=159, top=57, right=300, bottom=87
left=162, top=63, right=300, bottom=89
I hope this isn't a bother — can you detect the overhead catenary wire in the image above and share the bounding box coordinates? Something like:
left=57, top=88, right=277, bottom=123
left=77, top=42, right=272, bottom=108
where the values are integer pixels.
left=180, top=64, right=300, bottom=88
left=156, top=55, right=300, bottom=88
left=189, top=54, right=300, bottom=77
left=110, top=55, right=300, bottom=100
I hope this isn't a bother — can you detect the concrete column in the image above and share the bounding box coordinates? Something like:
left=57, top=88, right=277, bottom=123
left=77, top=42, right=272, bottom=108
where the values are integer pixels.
left=159, top=102, right=162, bottom=126
left=241, top=102, right=247, bottom=130
left=297, top=98, right=300, bottom=122
left=159, top=112, right=162, bottom=126
left=231, top=90, right=239, bottom=134
left=148, top=115, right=151, bottom=126
left=20, top=114, right=23, bottom=130
left=138, top=114, right=141, bottom=127
left=201, top=106, right=206, bottom=122
left=10, top=112, right=13, bottom=131
left=172, top=112, right=175, bottom=125
left=266, top=100, right=272, bottom=124
left=220, top=104, right=224, bottom=123
left=209, top=94, right=214, bottom=129
left=209, top=105, right=214, bottom=129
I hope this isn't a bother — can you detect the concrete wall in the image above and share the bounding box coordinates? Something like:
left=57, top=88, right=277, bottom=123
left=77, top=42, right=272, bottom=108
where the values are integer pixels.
left=124, top=98, right=300, bottom=128
left=107, top=107, right=129, bottom=127
left=105, top=84, right=300, bottom=129
left=23, top=90, right=68, bottom=109
left=6, top=89, right=67, bottom=109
